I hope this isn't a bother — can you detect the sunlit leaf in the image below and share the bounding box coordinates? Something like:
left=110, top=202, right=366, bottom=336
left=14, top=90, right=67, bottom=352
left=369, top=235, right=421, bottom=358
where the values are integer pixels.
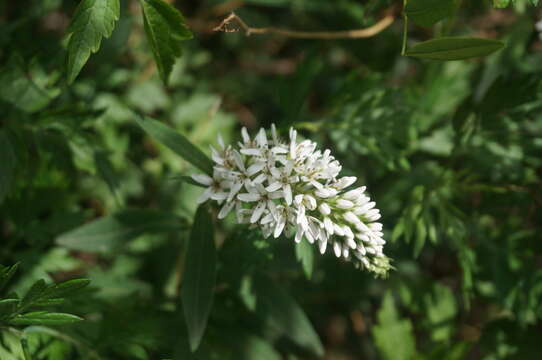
left=66, top=0, right=120, bottom=83
left=139, top=0, right=192, bottom=85
left=373, top=292, right=416, bottom=360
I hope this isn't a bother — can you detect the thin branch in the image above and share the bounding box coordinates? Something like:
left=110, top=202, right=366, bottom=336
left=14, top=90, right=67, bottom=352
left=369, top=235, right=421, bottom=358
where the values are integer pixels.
left=213, top=12, right=394, bottom=39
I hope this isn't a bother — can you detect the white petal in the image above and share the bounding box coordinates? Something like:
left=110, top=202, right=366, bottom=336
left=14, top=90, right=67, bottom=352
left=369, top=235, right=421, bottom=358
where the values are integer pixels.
left=217, top=134, right=225, bottom=149
left=197, top=188, right=213, bottom=204
left=232, top=150, right=245, bottom=171
left=237, top=193, right=261, bottom=202
left=191, top=174, right=213, bottom=186
left=333, top=242, right=342, bottom=258
left=218, top=201, right=235, bottom=219
left=336, top=199, right=354, bottom=209
left=319, top=203, right=331, bottom=216
left=284, top=184, right=292, bottom=205
left=241, top=127, right=250, bottom=143
left=240, top=148, right=262, bottom=156
left=319, top=238, right=327, bottom=254
left=252, top=173, right=267, bottom=184
left=274, top=217, right=286, bottom=238
left=247, top=162, right=265, bottom=176
left=266, top=182, right=282, bottom=192
left=211, top=191, right=228, bottom=201
left=250, top=202, right=266, bottom=223
left=228, top=182, right=243, bottom=201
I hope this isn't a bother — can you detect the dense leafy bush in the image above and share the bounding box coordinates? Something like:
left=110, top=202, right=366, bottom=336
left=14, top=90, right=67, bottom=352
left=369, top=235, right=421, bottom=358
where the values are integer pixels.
left=1, top=0, right=541, bottom=359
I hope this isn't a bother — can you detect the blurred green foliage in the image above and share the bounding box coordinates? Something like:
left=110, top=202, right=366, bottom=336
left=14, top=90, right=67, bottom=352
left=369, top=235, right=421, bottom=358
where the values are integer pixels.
left=1, top=0, right=542, bottom=359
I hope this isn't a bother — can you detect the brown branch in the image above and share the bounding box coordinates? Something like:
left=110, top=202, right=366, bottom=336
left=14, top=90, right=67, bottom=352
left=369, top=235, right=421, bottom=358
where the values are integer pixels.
left=213, top=12, right=394, bottom=39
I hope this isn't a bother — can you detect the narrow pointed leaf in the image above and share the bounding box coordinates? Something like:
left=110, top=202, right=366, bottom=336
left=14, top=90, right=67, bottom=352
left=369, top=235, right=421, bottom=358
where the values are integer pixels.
left=406, top=37, right=505, bottom=60
left=181, top=205, right=216, bottom=352
left=9, top=312, right=83, bottom=326
left=56, top=209, right=183, bottom=252
left=136, top=115, right=213, bottom=175
left=140, top=0, right=192, bottom=85
left=66, top=0, right=120, bottom=83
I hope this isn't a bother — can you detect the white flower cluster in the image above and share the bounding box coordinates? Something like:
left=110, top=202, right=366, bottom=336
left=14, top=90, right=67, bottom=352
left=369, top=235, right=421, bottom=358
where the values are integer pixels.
left=192, top=125, right=391, bottom=276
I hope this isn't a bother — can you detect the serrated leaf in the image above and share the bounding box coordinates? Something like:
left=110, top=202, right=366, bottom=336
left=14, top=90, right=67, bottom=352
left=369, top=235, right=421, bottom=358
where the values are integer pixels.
left=244, top=274, right=324, bottom=357
left=140, top=0, right=192, bottom=85
left=136, top=115, right=213, bottom=175
left=295, top=239, right=314, bottom=279
left=373, top=292, right=416, bottom=360
left=9, top=312, right=83, bottom=326
left=56, top=209, right=183, bottom=252
left=404, top=0, right=455, bottom=27
left=66, top=0, right=120, bottom=83
left=406, top=37, right=505, bottom=60
left=181, top=205, right=216, bottom=352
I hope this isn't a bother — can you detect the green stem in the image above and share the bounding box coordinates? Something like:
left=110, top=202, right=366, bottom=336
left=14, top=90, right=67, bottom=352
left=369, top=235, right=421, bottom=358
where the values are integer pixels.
left=401, top=0, right=408, bottom=55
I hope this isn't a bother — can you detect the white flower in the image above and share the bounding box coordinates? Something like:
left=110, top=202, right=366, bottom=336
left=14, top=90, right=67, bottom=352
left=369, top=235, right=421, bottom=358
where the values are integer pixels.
left=192, top=125, right=391, bottom=276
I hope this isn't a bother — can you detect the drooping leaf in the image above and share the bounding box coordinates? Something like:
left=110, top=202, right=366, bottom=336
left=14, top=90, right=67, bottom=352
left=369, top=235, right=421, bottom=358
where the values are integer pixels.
left=242, top=274, right=324, bottom=357
left=181, top=205, right=216, bottom=352
left=66, top=0, right=120, bottom=83
left=406, top=37, right=505, bottom=60
left=56, top=209, right=183, bottom=252
left=373, top=292, right=417, bottom=360
left=404, top=0, right=455, bottom=27
left=9, top=312, right=83, bottom=326
left=139, top=0, right=193, bottom=85
left=136, top=115, right=213, bottom=175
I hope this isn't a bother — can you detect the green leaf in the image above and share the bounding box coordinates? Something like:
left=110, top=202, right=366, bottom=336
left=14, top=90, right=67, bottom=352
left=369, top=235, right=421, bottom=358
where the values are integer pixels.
left=406, top=37, right=505, bottom=60
left=493, top=0, right=511, bottom=6
left=140, top=0, right=192, bottom=85
left=136, top=115, right=213, bottom=175
left=240, top=335, right=281, bottom=360
left=21, top=280, right=48, bottom=310
left=373, top=292, right=416, bottom=360
left=0, top=55, right=60, bottom=113
left=94, top=151, right=121, bottom=203
left=404, top=0, right=455, bottom=27
left=0, top=299, right=19, bottom=318
left=295, top=239, right=314, bottom=279
left=181, top=205, right=216, bottom=352
left=66, top=0, right=120, bottom=83
left=43, top=279, right=91, bottom=299
left=9, top=312, right=83, bottom=326
left=243, top=274, right=324, bottom=357
left=0, top=263, right=19, bottom=294
left=424, top=284, right=457, bottom=342
left=56, top=209, right=183, bottom=252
